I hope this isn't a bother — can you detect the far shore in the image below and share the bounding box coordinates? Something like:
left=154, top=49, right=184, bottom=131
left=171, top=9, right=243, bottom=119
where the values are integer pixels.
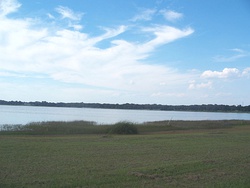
left=1, top=100, right=250, bottom=113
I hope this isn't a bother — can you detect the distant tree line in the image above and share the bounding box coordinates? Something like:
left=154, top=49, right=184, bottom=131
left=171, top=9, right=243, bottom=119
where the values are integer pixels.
left=0, top=100, right=250, bottom=112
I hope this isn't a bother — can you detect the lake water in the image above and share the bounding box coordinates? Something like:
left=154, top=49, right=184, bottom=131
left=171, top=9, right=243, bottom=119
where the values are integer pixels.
left=1, top=105, right=250, bottom=126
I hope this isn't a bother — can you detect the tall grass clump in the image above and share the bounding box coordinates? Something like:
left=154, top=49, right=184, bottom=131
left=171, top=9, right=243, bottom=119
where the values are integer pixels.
left=108, top=121, right=138, bottom=134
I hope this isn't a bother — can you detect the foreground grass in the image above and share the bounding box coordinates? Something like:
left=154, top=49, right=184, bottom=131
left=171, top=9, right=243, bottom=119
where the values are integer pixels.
left=0, top=122, right=250, bottom=187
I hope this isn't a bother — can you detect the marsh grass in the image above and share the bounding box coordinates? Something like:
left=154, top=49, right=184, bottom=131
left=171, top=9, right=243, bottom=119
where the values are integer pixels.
left=1, top=120, right=249, bottom=135
left=0, top=121, right=109, bottom=135
left=137, top=120, right=249, bottom=133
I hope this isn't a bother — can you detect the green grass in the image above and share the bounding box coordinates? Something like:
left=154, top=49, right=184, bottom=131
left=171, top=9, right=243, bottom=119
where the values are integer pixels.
left=0, top=121, right=250, bottom=187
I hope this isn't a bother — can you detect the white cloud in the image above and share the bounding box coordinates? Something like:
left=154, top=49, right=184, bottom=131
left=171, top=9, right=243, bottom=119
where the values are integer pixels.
left=71, top=24, right=83, bottom=30
left=140, top=26, right=194, bottom=52
left=131, top=9, right=183, bottom=23
left=47, top=13, right=55, bottom=19
left=213, top=48, right=248, bottom=62
left=131, top=8, right=156, bottom=21
left=55, top=6, right=83, bottom=21
left=160, top=10, right=183, bottom=22
left=0, top=1, right=199, bottom=103
left=0, top=10, right=194, bottom=92
left=94, top=25, right=127, bottom=42
left=0, top=0, right=21, bottom=17
left=201, top=68, right=240, bottom=79
left=242, top=67, right=250, bottom=77
left=188, top=80, right=212, bottom=89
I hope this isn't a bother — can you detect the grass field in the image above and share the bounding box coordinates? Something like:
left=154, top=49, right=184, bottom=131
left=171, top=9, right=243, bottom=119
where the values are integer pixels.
left=0, top=121, right=250, bottom=187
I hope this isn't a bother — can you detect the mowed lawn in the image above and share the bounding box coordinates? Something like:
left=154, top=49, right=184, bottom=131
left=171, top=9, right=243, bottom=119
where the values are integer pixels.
left=0, top=125, right=250, bottom=187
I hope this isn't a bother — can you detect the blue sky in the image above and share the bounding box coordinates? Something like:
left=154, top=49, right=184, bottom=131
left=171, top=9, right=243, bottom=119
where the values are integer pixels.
left=0, top=0, right=250, bottom=105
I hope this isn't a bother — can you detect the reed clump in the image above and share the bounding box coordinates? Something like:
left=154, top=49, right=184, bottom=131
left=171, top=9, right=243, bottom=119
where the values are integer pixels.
left=108, top=121, right=138, bottom=134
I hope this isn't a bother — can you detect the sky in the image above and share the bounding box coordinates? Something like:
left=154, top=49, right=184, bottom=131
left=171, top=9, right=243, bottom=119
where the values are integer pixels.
left=0, top=0, right=250, bottom=105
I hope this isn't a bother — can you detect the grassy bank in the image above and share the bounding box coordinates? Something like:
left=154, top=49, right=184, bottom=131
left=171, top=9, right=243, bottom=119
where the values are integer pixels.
left=1, top=120, right=249, bottom=135
left=0, top=121, right=250, bottom=187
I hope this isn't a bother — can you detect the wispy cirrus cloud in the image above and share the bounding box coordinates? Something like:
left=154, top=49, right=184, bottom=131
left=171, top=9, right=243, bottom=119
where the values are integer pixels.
left=131, top=8, right=183, bottom=23
left=54, top=6, right=84, bottom=30
left=141, top=26, right=194, bottom=51
left=0, top=1, right=194, bottom=92
left=0, top=0, right=198, bottom=103
left=0, top=0, right=21, bottom=17
left=160, top=9, right=183, bottom=22
left=55, top=6, right=83, bottom=21
left=130, top=8, right=156, bottom=21
left=213, top=48, right=249, bottom=62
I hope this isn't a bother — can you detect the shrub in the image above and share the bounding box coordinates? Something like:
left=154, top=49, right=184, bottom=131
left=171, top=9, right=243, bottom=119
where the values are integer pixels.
left=109, top=121, right=138, bottom=135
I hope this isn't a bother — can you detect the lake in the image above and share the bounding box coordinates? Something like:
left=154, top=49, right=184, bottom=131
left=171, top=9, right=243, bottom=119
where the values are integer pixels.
left=1, top=105, right=250, bottom=126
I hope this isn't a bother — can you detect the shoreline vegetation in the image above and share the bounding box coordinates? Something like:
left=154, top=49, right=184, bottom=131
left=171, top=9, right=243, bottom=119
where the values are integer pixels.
left=1, top=120, right=250, bottom=135
left=1, top=99, right=250, bottom=113
left=1, top=120, right=250, bottom=187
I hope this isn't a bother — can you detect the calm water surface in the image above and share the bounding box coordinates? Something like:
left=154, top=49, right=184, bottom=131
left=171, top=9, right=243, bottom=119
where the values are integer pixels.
left=1, top=105, right=250, bottom=125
